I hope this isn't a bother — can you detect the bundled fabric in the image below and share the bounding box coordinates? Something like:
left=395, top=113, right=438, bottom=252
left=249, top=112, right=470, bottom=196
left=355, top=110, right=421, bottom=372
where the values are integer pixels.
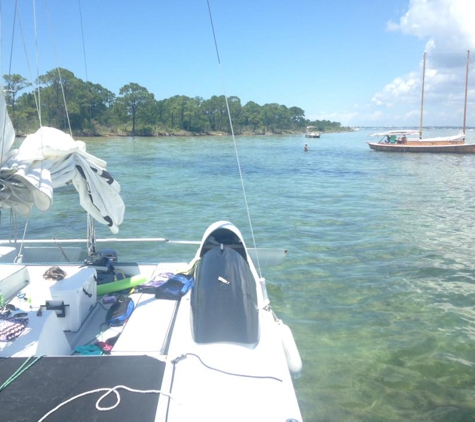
left=0, top=124, right=125, bottom=233
left=94, top=333, right=120, bottom=354
left=105, top=296, right=134, bottom=326
left=155, top=274, right=194, bottom=300
left=43, top=266, right=67, bottom=281
left=89, top=256, right=131, bottom=286
left=0, top=315, right=28, bottom=341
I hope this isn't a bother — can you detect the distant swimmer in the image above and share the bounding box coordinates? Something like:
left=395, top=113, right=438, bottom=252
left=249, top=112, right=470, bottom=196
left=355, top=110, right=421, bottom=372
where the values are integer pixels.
left=304, top=143, right=309, bottom=152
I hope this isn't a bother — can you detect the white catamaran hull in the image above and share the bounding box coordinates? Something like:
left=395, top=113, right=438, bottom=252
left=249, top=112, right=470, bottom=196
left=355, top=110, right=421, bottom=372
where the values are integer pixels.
left=0, top=221, right=303, bottom=422
left=0, top=4, right=303, bottom=420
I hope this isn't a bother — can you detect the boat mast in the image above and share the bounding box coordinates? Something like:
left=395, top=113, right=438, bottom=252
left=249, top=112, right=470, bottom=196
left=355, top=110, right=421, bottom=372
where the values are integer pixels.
left=462, top=50, right=470, bottom=137
left=419, top=52, right=426, bottom=139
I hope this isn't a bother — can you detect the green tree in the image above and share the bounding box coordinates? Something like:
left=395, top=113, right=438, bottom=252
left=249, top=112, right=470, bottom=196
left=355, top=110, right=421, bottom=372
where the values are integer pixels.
left=37, top=68, right=87, bottom=131
left=3, top=74, right=32, bottom=129
left=4, top=66, right=350, bottom=136
left=83, top=82, right=116, bottom=134
left=288, top=106, right=305, bottom=130
left=261, top=103, right=280, bottom=133
left=275, top=104, right=289, bottom=132
left=14, top=91, right=39, bottom=133
left=187, top=96, right=208, bottom=132
left=118, top=83, right=154, bottom=135
left=225, top=96, right=242, bottom=133
left=176, top=96, right=207, bottom=133
left=242, top=101, right=262, bottom=132
left=202, top=95, right=228, bottom=132
left=160, top=95, right=181, bottom=129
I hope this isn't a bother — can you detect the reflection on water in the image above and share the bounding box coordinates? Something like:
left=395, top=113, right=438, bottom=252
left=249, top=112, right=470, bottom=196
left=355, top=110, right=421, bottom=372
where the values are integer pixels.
left=8, top=130, right=475, bottom=421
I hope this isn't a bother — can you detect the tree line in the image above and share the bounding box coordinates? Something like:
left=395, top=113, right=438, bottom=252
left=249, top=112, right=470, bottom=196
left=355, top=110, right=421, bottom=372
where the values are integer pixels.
left=3, top=68, right=349, bottom=136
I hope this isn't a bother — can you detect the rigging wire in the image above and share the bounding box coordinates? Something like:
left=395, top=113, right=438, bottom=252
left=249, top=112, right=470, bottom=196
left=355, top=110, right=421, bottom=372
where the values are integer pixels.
left=44, top=0, right=72, bottom=136
left=32, top=0, right=42, bottom=127
left=206, top=0, right=263, bottom=278
left=78, top=0, right=94, bottom=136
left=3, top=1, right=76, bottom=244
left=2, top=0, right=35, bottom=249
left=77, top=0, right=97, bottom=255
left=11, top=0, right=41, bottom=123
left=0, top=0, right=17, bottom=163
left=43, top=0, right=82, bottom=232
left=78, top=0, right=89, bottom=82
left=0, top=1, right=5, bottom=163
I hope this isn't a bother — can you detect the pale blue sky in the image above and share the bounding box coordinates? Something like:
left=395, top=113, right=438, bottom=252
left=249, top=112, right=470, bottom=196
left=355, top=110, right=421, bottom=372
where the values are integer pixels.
left=2, top=0, right=475, bottom=127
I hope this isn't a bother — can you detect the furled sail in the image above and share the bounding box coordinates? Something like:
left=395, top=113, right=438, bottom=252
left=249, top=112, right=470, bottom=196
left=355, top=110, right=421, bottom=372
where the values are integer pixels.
left=0, top=90, right=125, bottom=233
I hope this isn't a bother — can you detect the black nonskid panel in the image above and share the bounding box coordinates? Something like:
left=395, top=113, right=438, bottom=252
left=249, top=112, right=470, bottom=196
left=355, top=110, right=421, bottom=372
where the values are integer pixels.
left=0, top=355, right=165, bottom=422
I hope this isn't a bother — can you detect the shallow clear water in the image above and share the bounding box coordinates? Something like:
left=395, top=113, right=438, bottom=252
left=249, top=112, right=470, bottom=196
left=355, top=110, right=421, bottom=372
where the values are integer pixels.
left=8, top=129, right=475, bottom=421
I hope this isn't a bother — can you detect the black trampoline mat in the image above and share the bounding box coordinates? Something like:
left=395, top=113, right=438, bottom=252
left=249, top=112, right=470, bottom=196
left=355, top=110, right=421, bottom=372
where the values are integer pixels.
left=0, top=355, right=165, bottom=422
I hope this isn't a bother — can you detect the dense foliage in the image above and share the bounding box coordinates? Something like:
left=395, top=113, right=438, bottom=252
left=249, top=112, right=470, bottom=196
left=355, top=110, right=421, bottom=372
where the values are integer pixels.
left=3, top=69, right=349, bottom=136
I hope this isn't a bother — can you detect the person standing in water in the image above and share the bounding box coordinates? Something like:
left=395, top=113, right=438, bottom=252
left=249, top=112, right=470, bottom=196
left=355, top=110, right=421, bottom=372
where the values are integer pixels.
left=304, top=143, right=308, bottom=152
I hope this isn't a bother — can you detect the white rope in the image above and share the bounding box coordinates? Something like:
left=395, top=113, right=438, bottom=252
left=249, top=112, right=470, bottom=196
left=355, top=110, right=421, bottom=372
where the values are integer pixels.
left=37, top=384, right=176, bottom=422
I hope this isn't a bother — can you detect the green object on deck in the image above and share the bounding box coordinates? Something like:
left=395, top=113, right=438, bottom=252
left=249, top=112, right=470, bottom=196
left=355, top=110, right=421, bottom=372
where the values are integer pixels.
left=96, top=274, right=147, bottom=295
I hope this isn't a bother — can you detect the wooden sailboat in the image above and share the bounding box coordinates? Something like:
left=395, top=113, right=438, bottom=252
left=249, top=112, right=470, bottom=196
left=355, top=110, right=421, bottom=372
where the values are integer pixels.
left=368, top=51, right=475, bottom=153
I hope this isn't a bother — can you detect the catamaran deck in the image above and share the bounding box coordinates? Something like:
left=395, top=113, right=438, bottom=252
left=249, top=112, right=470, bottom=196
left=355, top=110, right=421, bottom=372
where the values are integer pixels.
left=0, top=262, right=184, bottom=421
left=0, top=263, right=186, bottom=358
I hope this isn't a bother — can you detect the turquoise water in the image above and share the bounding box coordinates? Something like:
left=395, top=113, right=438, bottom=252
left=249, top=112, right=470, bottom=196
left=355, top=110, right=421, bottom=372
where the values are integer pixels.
left=12, top=129, right=475, bottom=421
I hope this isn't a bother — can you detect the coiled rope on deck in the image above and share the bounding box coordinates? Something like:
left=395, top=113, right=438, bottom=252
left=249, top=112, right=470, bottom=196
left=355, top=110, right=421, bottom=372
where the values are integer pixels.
left=37, top=385, right=176, bottom=422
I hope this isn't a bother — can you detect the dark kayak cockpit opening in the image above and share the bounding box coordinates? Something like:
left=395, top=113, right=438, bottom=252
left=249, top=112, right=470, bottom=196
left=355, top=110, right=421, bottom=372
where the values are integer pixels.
left=198, top=227, right=248, bottom=261
left=191, top=237, right=259, bottom=345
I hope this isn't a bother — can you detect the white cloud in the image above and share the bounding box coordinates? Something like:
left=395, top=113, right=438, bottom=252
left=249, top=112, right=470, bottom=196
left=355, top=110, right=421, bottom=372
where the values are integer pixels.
left=389, top=0, right=475, bottom=54
left=372, top=72, right=420, bottom=108
left=324, top=0, right=475, bottom=129
left=389, top=0, right=475, bottom=69
left=369, top=0, right=475, bottom=127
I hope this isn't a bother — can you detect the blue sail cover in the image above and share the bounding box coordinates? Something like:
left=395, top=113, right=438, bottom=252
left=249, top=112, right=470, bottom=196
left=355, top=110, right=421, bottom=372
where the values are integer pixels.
left=191, top=244, right=259, bottom=345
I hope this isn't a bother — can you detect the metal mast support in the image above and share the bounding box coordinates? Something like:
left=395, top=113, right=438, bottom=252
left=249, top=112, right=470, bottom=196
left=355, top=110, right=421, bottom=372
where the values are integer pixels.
left=419, top=52, right=426, bottom=139
left=87, top=214, right=96, bottom=258
left=462, top=50, right=470, bottom=136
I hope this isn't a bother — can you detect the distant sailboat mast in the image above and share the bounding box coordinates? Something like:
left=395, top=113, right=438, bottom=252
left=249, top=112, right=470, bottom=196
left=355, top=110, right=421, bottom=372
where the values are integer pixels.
left=462, top=50, right=470, bottom=137
left=419, top=52, right=426, bottom=140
